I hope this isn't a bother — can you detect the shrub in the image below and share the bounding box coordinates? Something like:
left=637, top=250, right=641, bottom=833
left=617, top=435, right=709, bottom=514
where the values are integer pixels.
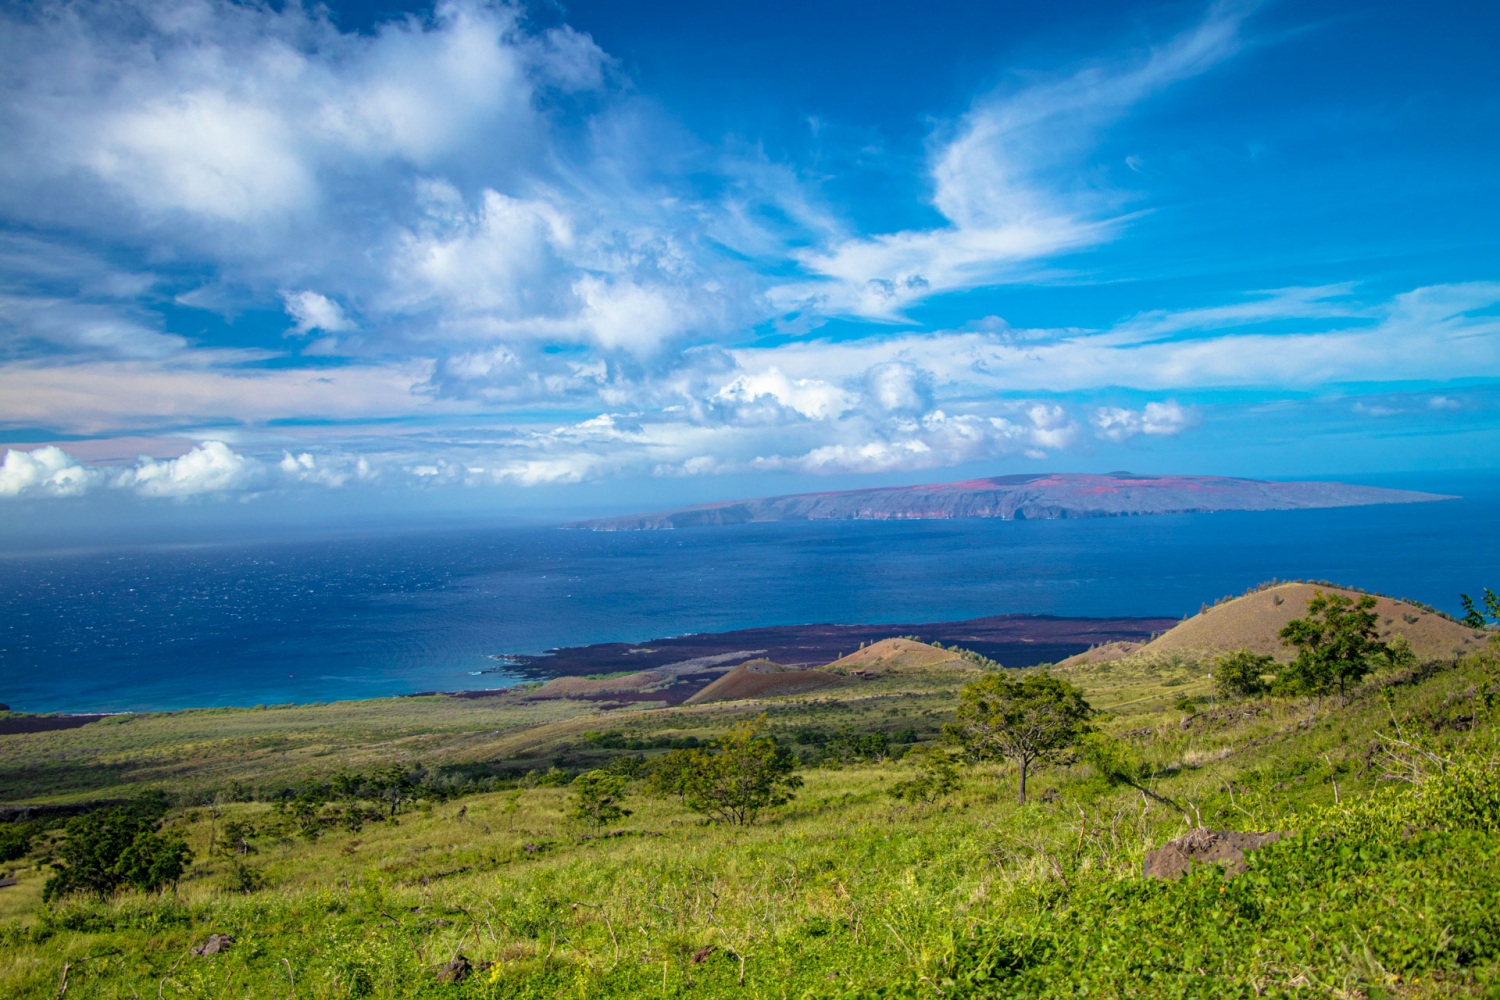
left=889, top=746, right=960, bottom=803
left=0, top=820, right=36, bottom=863
left=1211, top=649, right=1275, bottom=698
left=678, top=716, right=803, bottom=826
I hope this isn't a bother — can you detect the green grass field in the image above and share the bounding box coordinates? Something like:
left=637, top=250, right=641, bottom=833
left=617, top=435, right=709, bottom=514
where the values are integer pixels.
left=1, top=635, right=1497, bottom=998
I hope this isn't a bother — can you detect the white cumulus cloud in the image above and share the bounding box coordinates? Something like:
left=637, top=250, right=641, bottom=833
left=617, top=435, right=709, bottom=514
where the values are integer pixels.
left=282, top=291, right=353, bottom=335
left=0, top=445, right=97, bottom=497
left=1092, top=401, right=1196, bottom=442
left=112, top=440, right=261, bottom=497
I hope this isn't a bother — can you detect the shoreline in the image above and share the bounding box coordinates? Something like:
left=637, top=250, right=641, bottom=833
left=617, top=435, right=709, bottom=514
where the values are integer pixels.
left=410, top=611, right=1178, bottom=700
left=2, top=612, right=1178, bottom=719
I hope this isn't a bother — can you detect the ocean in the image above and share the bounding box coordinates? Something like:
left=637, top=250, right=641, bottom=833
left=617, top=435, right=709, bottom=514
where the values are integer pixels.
left=2, top=470, right=1497, bottom=714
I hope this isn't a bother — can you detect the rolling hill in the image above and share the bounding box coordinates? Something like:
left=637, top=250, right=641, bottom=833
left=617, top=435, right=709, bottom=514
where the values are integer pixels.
left=822, top=637, right=980, bottom=676
left=1060, top=582, right=1486, bottom=666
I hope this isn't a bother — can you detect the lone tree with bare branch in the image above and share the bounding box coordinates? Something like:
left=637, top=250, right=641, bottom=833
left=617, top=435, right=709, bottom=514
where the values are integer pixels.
left=945, top=672, right=1091, bottom=805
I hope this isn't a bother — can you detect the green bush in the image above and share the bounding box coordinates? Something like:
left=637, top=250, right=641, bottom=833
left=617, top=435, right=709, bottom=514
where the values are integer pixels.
left=1211, top=649, right=1274, bottom=698
left=0, top=821, right=35, bottom=863
left=889, top=746, right=960, bottom=803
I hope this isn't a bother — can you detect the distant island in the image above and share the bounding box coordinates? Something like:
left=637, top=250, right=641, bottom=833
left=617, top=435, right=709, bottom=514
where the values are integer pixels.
left=568, top=472, right=1455, bottom=530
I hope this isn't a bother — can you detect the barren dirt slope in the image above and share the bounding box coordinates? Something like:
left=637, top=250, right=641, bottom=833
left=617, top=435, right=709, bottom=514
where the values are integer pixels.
left=684, top=660, right=849, bottom=704
left=1143, top=583, right=1486, bottom=662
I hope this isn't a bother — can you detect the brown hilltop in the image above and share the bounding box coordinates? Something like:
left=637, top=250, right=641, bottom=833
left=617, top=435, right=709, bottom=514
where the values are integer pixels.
left=685, top=638, right=977, bottom=704
left=1063, top=583, right=1485, bottom=667
left=823, top=638, right=981, bottom=676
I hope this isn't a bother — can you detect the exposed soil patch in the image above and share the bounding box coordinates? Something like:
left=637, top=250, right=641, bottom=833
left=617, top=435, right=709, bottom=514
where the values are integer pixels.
left=1143, top=827, right=1288, bottom=879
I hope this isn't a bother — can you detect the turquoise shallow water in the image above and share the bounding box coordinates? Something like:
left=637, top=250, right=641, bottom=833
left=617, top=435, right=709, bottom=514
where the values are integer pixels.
left=1, top=470, right=1496, bottom=713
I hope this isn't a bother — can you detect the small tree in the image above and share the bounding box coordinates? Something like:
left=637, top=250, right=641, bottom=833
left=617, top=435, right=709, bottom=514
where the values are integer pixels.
left=0, top=821, right=36, bottom=864
left=1212, top=649, right=1275, bottom=698
left=214, top=819, right=258, bottom=859
left=889, top=745, right=960, bottom=804
left=569, top=770, right=631, bottom=834
left=681, top=717, right=802, bottom=826
left=945, top=672, right=1091, bottom=805
left=1278, top=590, right=1389, bottom=706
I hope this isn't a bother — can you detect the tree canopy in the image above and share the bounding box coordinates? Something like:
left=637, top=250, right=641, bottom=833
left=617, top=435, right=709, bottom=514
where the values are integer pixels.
left=1278, top=590, right=1389, bottom=705
left=946, top=672, right=1091, bottom=804
left=1212, top=649, right=1275, bottom=698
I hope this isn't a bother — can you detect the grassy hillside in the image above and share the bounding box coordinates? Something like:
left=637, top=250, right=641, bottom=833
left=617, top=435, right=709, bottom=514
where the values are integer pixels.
left=1, top=588, right=1498, bottom=998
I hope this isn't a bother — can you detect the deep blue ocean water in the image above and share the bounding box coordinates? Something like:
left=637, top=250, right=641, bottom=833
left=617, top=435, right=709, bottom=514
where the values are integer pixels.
left=2, top=471, right=1498, bottom=714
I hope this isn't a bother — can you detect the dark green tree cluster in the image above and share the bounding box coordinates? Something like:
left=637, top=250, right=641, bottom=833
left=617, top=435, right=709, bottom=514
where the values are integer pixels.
left=0, top=820, right=37, bottom=863
left=1211, top=649, right=1276, bottom=698
left=823, top=727, right=893, bottom=764
left=580, top=730, right=702, bottom=751
left=273, top=765, right=445, bottom=840
left=945, top=672, right=1092, bottom=804
left=43, top=798, right=192, bottom=902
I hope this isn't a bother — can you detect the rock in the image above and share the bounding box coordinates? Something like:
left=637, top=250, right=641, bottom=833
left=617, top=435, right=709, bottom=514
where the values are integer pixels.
left=191, top=934, right=234, bottom=956
left=437, top=955, right=472, bottom=984
left=1143, top=828, right=1287, bottom=880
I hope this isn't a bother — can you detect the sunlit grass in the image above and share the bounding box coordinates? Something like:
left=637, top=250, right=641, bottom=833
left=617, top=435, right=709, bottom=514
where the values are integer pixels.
left=1, top=645, right=1497, bottom=997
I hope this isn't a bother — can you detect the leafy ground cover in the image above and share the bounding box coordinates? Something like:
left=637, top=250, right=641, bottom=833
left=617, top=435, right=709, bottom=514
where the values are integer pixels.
left=0, top=621, right=1496, bottom=998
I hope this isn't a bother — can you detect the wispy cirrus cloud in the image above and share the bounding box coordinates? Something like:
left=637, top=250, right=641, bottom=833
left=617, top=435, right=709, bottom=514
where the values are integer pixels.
left=772, top=1, right=1255, bottom=322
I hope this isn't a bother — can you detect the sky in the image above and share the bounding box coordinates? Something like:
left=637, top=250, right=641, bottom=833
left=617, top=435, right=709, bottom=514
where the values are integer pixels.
left=1, top=0, right=1498, bottom=525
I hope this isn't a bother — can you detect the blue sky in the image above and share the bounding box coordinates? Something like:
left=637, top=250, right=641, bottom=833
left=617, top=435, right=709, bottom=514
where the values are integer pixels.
left=0, top=0, right=1497, bottom=517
